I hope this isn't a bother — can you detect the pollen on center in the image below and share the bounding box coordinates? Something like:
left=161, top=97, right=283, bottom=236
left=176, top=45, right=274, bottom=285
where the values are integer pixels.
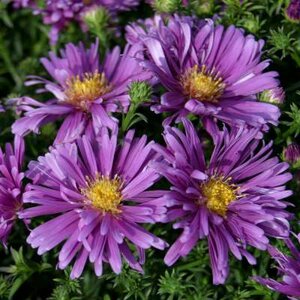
left=81, top=175, right=123, bottom=214
left=201, top=177, right=237, bottom=216
left=65, top=72, right=112, bottom=110
left=181, top=65, right=225, bottom=103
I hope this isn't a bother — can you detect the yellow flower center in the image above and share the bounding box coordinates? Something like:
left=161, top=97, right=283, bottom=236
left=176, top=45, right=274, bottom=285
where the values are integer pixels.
left=181, top=65, right=225, bottom=103
left=65, top=72, right=111, bottom=110
left=201, top=177, right=237, bottom=216
left=81, top=176, right=123, bottom=214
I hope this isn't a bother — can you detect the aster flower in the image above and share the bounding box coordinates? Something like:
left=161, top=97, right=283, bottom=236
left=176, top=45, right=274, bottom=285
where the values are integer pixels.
left=286, top=0, right=300, bottom=23
left=0, top=135, right=25, bottom=246
left=283, top=143, right=300, bottom=166
left=254, top=236, right=300, bottom=298
left=153, top=119, right=292, bottom=284
left=138, top=16, right=280, bottom=129
left=19, top=127, right=167, bottom=279
left=126, top=15, right=198, bottom=46
left=12, top=40, right=152, bottom=144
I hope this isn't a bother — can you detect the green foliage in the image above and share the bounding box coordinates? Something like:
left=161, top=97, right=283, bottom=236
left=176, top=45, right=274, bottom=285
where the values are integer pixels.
left=268, top=26, right=296, bottom=59
left=158, top=270, right=189, bottom=299
left=109, top=268, right=153, bottom=300
left=48, top=270, right=81, bottom=300
left=0, top=248, right=51, bottom=299
left=281, top=103, right=300, bottom=139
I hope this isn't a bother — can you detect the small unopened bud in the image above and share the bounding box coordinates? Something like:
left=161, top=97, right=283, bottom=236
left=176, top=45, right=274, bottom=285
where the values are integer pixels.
left=191, top=0, right=214, bottom=15
left=283, top=143, right=300, bottom=167
left=83, top=6, right=109, bottom=33
left=129, top=81, right=152, bottom=105
left=286, top=0, right=300, bottom=23
left=150, top=0, right=182, bottom=13
left=259, top=87, right=285, bottom=105
left=242, top=15, right=261, bottom=34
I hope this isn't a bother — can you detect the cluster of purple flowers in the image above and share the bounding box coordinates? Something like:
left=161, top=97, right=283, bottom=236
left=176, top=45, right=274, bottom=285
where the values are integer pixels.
left=1, top=12, right=299, bottom=297
left=12, top=0, right=140, bottom=44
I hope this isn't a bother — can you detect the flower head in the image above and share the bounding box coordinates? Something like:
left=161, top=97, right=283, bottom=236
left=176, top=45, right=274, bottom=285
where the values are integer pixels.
left=12, top=40, right=152, bottom=144
left=254, top=236, right=300, bottom=298
left=153, top=119, right=292, bottom=284
left=0, top=135, right=25, bottom=246
left=136, top=16, right=280, bottom=129
left=286, top=0, right=300, bottom=23
left=19, top=127, right=167, bottom=279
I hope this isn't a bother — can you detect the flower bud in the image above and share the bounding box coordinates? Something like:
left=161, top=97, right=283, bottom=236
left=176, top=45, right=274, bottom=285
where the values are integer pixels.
left=286, top=0, right=300, bottom=23
left=83, top=6, right=109, bottom=33
left=283, top=143, right=300, bottom=167
left=129, top=81, right=152, bottom=105
left=259, top=87, right=285, bottom=105
left=150, top=0, right=182, bottom=13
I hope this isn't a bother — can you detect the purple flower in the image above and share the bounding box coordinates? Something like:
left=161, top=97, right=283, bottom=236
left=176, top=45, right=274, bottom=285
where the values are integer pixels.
left=12, top=40, right=152, bottom=144
left=254, top=236, right=300, bottom=298
left=99, top=0, right=139, bottom=11
left=283, top=143, right=300, bottom=165
left=34, top=0, right=140, bottom=44
left=153, top=119, right=292, bottom=284
left=11, top=0, right=36, bottom=8
left=0, top=135, right=25, bottom=246
left=137, top=16, right=280, bottom=129
left=19, top=127, right=167, bottom=279
left=286, top=0, right=300, bottom=22
left=39, top=0, right=87, bottom=45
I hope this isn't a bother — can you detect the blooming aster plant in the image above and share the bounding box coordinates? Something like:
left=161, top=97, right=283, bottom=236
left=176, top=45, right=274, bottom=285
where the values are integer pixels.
left=19, top=127, right=167, bottom=279
left=153, top=119, right=292, bottom=284
left=0, top=135, right=25, bottom=246
left=136, top=15, right=281, bottom=129
left=12, top=40, right=152, bottom=144
left=254, top=235, right=300, bottom=298
left=3, top=0, right=300, bottom=297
